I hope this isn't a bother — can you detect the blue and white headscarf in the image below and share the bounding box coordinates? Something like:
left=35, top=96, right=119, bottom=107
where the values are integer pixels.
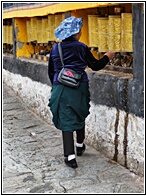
left=55, top=16, right=83, bottom=40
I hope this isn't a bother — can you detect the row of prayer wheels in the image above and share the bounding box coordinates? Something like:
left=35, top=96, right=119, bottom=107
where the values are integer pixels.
left=88, top=13, right=132, bottom=52
left=3, top=14, right=65, bottom=45
left=26, top=14, right=65, bottom=43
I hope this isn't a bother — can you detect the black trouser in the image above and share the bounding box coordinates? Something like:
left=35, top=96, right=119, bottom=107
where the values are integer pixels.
left=62, top=125, right=85, bottom=157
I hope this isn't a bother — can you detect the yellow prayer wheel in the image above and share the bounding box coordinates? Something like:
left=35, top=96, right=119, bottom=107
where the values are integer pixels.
left=48, top=15, right=55, bottom=27
left=48, top=15, right=56, bottom=41
left=97, top=17, right=108, bottom=34
left=97, top=17, right=108, bottom=52
left=3, top=26, right=5, bottom=43
left=26, top=20, right=32, bottom=42
left=49, top=27, right=56, bottom=41
left=121, top=33, right=133, bottom=52
left=7, top=25, right=10, bottom=44
left=121, top=13, right=132, bottom=33
left=37, top=33, right=43, bottom=43
left=108, top=33, right=121, bottom=52
left=89, top=31, right=98, bottom=47
left=8, top=25, right=13, bottom=44
left=3, top=25, right=6, bottom=43
left=88, top=15, right=98, bottom=32
left=5, top=25, right=9, bottom=43
left=98, top=34, right=108, bottom=52
left=36, top=19, right=42, bottom=43
left=55, top=14, right=65, bottom=28
left=31, top=17, right=37, bottom=29
left=121, top=13, right=132, bottom=52
left=30, top=18, right=37, bottom=41
left=88, top=15, right=99, bottom=47
left=36, top=19, right=42, bottom=30
left=42, top=31, right=50, bottom=43
left=108, top=15, right=121, bottom=34
left=42, top=18, right=48, bottom=30
left=108, top=15, right=121, bottom=52
left=42, top=18, right=48, bottom=43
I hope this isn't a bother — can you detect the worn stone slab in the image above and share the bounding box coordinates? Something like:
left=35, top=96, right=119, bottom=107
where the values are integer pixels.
left=3, top=82, right=144, bottom=194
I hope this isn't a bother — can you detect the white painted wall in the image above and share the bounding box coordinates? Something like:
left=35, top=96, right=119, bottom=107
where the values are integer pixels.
left=3, top=69, right=144, bottom=176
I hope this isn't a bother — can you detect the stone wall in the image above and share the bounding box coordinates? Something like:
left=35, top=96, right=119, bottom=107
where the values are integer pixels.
left=3, top=56, right=144, bottom=176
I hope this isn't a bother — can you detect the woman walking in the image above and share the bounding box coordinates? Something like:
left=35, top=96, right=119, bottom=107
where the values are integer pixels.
left=48, top=16, right=115, bottom=169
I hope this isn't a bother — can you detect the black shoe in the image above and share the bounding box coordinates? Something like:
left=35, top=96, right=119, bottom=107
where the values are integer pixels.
left=64, top=157, right=78, bottom=169
left=76, top=144, right=86, bottom=156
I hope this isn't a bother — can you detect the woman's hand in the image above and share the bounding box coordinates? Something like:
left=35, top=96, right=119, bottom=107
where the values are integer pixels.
left=104, top=52, right=116, bottom=60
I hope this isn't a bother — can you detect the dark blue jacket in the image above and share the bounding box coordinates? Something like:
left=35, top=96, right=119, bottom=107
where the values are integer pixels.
left=48, top=36, right=109, bottom=85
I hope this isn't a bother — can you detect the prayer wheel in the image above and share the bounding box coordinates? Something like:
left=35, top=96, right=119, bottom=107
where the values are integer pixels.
left=26, top=20, right=31, bottom=42
left=48, top=15, right=56, bottom=41
left=88, top=15, right=98, bottom=47
left=108, top=15, right=121, bottom=52
left=121, top=33, right=133, bottom=52
left=42, top=18, right=48, bottom=43
left=3, top=25, right=6, bottom=43
left=31, top=18, right=37, bottom=40
left=121, top=13, right=132, bottom=52
left=55, top=14, right=65, bottom=28
left=97, top=17, right=108, bottom=34
left=109, top=15, right=121, bottom=34
left=97, top=17, right=108, bottom=52
left=31, top=17, right=37, bottom=29
left=8, top=25, right=13, bottom=44
left=6, top=26, right=9, bottom=43
left=36, top=19, right=43, bottom=43
left=121, top=13, right=132, bottom=33
left=48, top=15, right=55, bottom=27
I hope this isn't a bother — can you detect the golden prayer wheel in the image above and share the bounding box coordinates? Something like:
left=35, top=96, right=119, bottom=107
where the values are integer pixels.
left=7, top=25, right=10, bottom=44
left=121, top=33, right=133, bottom=52
left=36, top=19, right=42, bottom=43
left=97, top=17, right=108, bottom=34
left=97, top=17, right=108, bottom=52
left=108, top=33, right=121, bottom=52
left=42, top=18, right=48, bottom=30
left=108, top=15, right=121, bottom=52
left=49, top=27, right=56, bottom=41
left=30, top=18, right=37, bottom=41
left=48, top=15, right=55, bottom=27
left=121, top=13, right=132, bottom=33
left=89, top=31, right=98, bottom=47
left=9, top=25, right=13, bottom=44
left=121, top=13, right=132, bottom=52
left=98, top=34, right=108, bottom=52
left=31, top=17, right=37, bottom=29
left=3, top=25, right=7, bottom=43
left=108, top=15, right=121, bottom=34
left=55, top=14, right=65, bottom=28
left=37, top=32, right=43, bottom=43
left=8, top=25, right=12, bottom=44
left=26, top=20, right=32, bottom=42
left=88, top=15, right=98, bottom=32
left=36, top=19, right=42, bottom=30
left=42, top=31, right=49, bottom=43
left=5, top=25, right=9, bottom=43
left=88, top=15, right=99, bottom=47
left=32, top=30, right=37, bottom=41
left=42, top=18, right=49, bottom=43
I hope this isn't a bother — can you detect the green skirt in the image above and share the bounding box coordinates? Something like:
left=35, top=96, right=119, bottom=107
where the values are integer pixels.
left=48, top=82, right=90, bottom=132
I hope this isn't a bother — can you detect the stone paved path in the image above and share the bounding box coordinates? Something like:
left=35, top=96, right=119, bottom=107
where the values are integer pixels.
left=3, top=82, right=144, bottom=194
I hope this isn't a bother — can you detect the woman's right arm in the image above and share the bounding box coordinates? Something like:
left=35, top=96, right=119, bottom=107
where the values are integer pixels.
left=85, top=46, right=115, bottom=71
